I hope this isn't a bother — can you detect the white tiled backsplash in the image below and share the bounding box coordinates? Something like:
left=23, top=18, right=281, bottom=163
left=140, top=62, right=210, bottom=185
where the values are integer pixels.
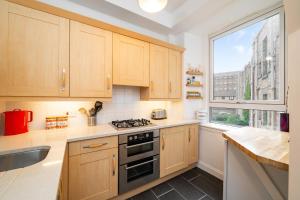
left=0, top=86, right=183, bottom=133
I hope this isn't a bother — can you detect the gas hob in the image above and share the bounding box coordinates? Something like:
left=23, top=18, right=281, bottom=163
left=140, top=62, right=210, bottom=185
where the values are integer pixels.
left=111, top=118, right=155, bottom=130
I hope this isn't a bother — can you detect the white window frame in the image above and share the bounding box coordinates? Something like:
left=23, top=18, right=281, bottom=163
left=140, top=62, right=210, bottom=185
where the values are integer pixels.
left=208, top=6, right=286, bottom=112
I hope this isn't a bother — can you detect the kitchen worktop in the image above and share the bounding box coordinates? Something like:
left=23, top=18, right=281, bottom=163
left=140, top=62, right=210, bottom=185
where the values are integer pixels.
left=223, top=127, right=289, bottom=170
left=0, top=119, right=199, bottom=200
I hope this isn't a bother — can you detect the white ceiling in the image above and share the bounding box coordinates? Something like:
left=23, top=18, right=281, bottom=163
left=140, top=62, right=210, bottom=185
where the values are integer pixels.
left=165, top=0, right=186, bottom=12
left=69, top=0, right=282, bottom=36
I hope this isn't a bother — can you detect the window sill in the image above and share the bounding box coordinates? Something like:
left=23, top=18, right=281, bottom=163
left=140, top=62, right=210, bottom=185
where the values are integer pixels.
left=200, top=122, right=241, bottom=132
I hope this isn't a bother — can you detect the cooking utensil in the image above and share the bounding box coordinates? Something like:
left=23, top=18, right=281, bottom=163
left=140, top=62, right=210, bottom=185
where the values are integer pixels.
left=94, top=101, right=103, bottom=113
left=78, top=108, right=89, bottom=117
left=89, top=108, right=96, bottom=117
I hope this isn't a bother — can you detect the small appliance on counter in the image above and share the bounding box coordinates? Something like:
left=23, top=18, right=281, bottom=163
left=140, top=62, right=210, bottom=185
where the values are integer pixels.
left=4, top=109, right=33, bottom=136
left=151, top=109, right=167, bottom=120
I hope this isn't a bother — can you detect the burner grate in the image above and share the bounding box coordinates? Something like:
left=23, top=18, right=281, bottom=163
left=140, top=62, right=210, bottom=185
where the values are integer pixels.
left=111, top=118, right=151, bottom=129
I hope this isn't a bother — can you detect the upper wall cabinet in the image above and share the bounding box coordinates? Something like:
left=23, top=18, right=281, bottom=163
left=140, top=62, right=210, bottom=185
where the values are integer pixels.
left=168, top=49, right=182, bottom=99
left=70, top=21, right=112, bottom=98
left=0, top=1, right=69, bottom=97
left=141, top=44, right=182, bottom=100
left=113, top=33, right=149, bottom=87
left=141, top=44, right=169, bottom=99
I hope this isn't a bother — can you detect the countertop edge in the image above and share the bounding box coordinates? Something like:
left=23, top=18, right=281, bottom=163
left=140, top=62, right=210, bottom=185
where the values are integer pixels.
left=222, top=132, right=289, bottom=171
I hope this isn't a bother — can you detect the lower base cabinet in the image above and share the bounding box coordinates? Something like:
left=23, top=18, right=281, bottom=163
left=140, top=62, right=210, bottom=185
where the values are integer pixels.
left=67, top=124, right=199, bottom=199
left=160, top=126, right=188, bottom=177
left=69, top=148, right=118, bottom=200
left=187, top=124, right=199, bottom=165
left=160, top=124, right=199, bottom=178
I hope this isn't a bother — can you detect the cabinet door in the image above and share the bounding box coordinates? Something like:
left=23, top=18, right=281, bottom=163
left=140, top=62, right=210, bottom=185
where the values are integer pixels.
left=69, top=148, right=118, bottom=200
left=168, top=49, right=182, bottom=99
left=148, top=44, right=169, bottom=99
left=187, top=124, right=199, bottom=165
left=70, top=21, right=112, bottom=97
left=113, top=33, right=149, bottom=87
left=0, top=2, right=69, bottom=96
left=160, top=126, right=188, bottom=177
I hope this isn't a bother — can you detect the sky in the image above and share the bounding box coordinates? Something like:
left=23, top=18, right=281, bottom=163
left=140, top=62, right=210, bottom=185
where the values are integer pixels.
left=213, top=19, right=265, bottom=73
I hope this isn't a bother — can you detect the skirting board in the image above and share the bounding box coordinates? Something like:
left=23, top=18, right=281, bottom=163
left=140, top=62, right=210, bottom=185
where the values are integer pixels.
left=197, top=161, right=224, bottom=180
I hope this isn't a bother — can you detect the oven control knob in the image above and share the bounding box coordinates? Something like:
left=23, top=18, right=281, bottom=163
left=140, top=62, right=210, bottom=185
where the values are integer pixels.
left=134, top=136, right=138, bottom=140
left=146, top=133, right=149, bottom=137
left=129, top=137, right=133, bottom=141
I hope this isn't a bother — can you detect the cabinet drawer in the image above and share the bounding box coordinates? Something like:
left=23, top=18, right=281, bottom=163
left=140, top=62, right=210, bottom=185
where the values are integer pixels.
left=69, top=136, right=118, bottom=156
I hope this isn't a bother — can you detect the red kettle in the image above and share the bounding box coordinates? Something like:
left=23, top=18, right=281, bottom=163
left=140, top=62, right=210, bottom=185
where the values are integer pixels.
left=4, top=109, right=33, bottom=136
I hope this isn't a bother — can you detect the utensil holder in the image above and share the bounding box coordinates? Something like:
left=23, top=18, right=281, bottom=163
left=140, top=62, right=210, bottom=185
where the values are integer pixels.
left=88, top=116, right=96, bottom=126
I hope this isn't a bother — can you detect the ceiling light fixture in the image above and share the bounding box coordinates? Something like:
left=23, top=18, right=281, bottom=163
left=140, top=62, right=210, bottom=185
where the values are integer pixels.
left=138, top=0, right=168, bottom=13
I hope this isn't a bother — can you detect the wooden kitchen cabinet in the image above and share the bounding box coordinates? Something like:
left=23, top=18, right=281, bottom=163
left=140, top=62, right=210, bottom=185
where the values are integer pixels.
left=0, top=1, right=69, bottom=97
left=113, top=33, right=149, bottom=87
left=168, top=49, right=182, bottom=99
left=70, top=21, right=112, bottom=98
left=141, top=44, right=169, bottom=99
left=160, top=126, right=188, bottom=178
left=69, top=147, right=118, bottom=200
left=186, top=124, right=199, bottom=165
left=141, top=44, right=182, bottom=100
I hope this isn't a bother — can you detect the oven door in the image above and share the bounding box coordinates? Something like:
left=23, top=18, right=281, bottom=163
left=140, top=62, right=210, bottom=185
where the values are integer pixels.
left=119, top=155, right=160, bottom=194
left=119, top=137, right=160, bottom=165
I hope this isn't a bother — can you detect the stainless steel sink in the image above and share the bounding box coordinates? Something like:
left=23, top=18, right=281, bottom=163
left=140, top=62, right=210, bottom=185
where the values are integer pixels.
left=0, top=146, right=50, bottom=172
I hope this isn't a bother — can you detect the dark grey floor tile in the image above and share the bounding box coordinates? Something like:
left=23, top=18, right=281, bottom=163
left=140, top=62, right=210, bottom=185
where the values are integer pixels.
left=158, top=190, right=184, bottom=200
left=131, top=190, right=158, bottom=200
left=194, top=168, right=223, bottom=186
left=181, top=168, right=200, bottom=181
left=191, top=174, right=223, bottom=200
left=168, top=176, right=205, bottom=200
left=200, top=195, right=213, bottom=200
left=152, top=182, right=173, bottom=197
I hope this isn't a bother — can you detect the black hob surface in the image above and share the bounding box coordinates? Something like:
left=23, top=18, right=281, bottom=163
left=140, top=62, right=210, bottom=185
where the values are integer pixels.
left=111, top=118, right=152, bottom=129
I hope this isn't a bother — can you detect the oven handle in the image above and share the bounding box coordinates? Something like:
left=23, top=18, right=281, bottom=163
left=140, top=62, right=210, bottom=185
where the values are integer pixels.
left=126, top=140, right=155, bottom=149
left=125, top=158, right=157, bottom=170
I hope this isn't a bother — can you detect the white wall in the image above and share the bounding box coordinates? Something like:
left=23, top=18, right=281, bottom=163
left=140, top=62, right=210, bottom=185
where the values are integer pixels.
left=182, top=33, right=207, bottom=119
left=285, top=0, right=300, bottom=199
left=2, top=87, right=178, bottom=131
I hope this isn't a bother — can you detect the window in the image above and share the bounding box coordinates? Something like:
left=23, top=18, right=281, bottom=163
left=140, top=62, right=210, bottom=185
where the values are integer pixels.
left=209, top=8, right=285, bottom=129
left=210, top=107, right=282, bottom=130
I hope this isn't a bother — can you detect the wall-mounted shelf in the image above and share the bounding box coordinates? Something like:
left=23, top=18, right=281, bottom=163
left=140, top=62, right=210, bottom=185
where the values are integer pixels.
left=186, top=82, right=203, bottom=87
left=186, top=96, right=203, bottom=99
left=186, top=71, right=203, bottom=76
left=186, top=91, right=202, bottom=99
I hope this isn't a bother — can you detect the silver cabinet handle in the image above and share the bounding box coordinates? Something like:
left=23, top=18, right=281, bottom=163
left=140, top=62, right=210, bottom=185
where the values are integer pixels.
left=125, top=158, right=157, bottom=170
left=112, top=154, right=116, bottom=176
left=126, top=141, right=155, bottom=149
left=162, top=135, right=165, bottom=150
left=107, top=76, right=111, bottom=90
left=82, top=142, right=108, bottom=149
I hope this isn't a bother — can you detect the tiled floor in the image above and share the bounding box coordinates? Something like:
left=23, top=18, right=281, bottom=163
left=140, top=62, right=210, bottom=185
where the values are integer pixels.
left=128, top=168, right=223, bottom=200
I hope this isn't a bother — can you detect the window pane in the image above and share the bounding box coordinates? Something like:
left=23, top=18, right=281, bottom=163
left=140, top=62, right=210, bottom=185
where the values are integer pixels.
left=210, top=107, right=282, bottom=130
left=213, top=14, right=281, bottom=102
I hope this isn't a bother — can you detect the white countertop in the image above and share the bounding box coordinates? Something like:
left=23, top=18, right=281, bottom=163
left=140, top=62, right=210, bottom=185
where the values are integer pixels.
left=0, top=119, right=199, bottom=200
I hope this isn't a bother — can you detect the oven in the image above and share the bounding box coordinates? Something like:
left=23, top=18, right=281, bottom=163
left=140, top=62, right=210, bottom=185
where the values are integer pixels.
left=118, top=129, right=160, bottom=194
